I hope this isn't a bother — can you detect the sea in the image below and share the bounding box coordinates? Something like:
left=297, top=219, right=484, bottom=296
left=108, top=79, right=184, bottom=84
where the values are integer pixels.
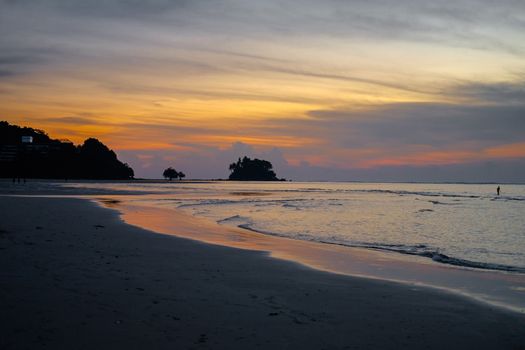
left=62, top=181, right=525, bottom=273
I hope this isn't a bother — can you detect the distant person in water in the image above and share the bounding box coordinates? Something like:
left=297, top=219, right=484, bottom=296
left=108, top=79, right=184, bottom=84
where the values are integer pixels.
left=497, top=186, right=500, bottom=196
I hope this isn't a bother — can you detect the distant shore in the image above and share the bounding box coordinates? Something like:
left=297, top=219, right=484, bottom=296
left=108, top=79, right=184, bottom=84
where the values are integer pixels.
left=1, top=193, right=525, bottom=349
left=3, top=177, right=525, bottom=185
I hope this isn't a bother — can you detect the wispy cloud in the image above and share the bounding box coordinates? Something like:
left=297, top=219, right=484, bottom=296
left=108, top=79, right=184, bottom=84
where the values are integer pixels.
left=448, top=80, right=525, bottom=105
left=1, top=0, right=525, bottom=181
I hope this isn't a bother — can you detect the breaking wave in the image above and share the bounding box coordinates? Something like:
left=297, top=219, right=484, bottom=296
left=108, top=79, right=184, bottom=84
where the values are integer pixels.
left=229, top=223, right=525, bottom=273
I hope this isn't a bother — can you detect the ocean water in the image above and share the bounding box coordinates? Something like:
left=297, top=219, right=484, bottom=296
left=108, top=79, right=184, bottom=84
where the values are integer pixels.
left=63, top=181, right=525, bottom=273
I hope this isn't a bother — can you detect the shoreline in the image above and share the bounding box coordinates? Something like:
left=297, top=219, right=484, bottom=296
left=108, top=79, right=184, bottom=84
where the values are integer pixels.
left=2, top=177, right=525, bottom=185
left=1, top=195, right=525, bottom=349
left=3, top=188, right=525, bottom=314
left=102, top=196, right=525, bottom=314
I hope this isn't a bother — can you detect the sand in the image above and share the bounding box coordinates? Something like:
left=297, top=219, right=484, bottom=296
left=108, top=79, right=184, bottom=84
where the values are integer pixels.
left=1, top=196, right=525, bottom=349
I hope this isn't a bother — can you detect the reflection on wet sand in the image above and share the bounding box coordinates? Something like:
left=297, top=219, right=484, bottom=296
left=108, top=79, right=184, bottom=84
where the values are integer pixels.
left=100, top=197, right=525, bottom=314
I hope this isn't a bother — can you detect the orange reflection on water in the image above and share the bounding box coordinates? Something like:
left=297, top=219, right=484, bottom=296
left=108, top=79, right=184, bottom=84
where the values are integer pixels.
left=102, top=197, right=525, bottom=314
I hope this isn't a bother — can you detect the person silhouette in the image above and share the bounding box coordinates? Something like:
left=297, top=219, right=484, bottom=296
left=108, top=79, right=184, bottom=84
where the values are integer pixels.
left=497, top=186, right=500, bottom=196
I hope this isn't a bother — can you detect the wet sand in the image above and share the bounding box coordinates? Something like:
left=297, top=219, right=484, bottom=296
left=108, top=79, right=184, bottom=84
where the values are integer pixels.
left=114, top=198, right=525, bottom=313
left=1, top=196, right=525, bottom=349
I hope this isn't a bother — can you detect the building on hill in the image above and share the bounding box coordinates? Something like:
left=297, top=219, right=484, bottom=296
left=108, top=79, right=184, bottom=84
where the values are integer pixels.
left=0, top=121, right=134, bottom=180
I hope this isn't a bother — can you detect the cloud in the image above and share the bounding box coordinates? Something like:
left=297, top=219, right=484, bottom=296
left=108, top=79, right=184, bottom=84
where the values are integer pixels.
left=288, top=102, right=525, bottom=149
left=0, top=0, right=190, bottom=18
left=44, top=116, right=100, bottom=125
left=0, top=47, right=63, bottom=80
left=449, top=81, right=525, bottom=105
left=2, top=0, right=524, bottom=52
left=109, top=96, right=525, bottom=181
left=1, top=0, right=524, bottom=101
left=252, top=64, right=436, bottom=95
left=117, top=140, right=525, bottom=183
left=2, top=0, right=525, bottom=182
left=0, top=69, right=15, bottom=77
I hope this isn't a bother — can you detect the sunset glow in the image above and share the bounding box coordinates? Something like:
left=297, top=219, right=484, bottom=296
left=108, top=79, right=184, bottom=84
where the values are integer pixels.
left=1, top=0, right=524, bottom=181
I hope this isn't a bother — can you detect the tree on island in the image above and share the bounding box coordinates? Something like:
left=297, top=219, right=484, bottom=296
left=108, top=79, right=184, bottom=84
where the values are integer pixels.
left=163, top=167, right=178, bottom=181
left=163, top=167, right=185, bottom=181
left=228, top=156, right=283, bottom=181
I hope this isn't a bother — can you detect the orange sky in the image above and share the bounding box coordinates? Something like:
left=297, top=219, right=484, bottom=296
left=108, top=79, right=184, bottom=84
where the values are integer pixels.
left=1, top=1, right=524, bottom=180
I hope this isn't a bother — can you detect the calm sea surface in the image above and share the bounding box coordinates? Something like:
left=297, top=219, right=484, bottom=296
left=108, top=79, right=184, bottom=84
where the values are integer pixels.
left=63, top=181, right=525, bottom=273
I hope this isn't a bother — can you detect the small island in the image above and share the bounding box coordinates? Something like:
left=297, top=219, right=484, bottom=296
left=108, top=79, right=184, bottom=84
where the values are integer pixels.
left=163, top=167, right=186, bottom=181
left=228, top=156, right=285, bottom=181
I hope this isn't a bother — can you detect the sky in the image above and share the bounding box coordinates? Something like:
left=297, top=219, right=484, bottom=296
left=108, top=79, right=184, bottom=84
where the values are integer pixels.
left=1, top=0, right=525, bottom=181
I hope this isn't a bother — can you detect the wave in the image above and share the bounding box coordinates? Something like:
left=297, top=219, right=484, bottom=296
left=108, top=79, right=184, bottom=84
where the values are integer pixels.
left=345, top=189, right=525, bottom=201
left=303, top=188, right=522, bottom=201
left=177, top=188, right=525, bottom=204
left=178, top=198, right=309, bottom=209
left=348, top=242, right=525, bottom=273
left=178, top=199, right=239, bottom=208
left=428, top=200, right=458, bottom=205
left=273, top=188, right=483, bottom=198
left=232, top=223, right=525, bottom=273
left=282, top=203, right=302, bottom=209
left=217, top=215, right=251, bottom=225
left=491, top=196, right=525, bottom=202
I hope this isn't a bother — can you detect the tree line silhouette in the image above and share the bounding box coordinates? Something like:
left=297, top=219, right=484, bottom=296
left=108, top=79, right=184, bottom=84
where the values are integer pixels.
left=2, top=121, right=286, bottom=181
left=163, top=167, right=185, bottom=181
left=0, top=121, right=134, bottom=180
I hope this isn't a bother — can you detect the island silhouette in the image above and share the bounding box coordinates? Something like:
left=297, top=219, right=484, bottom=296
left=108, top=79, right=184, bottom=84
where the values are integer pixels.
left=1, top=121, right=287, bottom=181
left=0, top=121, right=134, bottom=180
left=163, top=167, right=185, bottom=181
left=229, top=156, right=284, bottom=181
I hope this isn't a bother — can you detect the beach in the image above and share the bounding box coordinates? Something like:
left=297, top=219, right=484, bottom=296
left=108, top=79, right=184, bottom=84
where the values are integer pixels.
left=1, top=193, right=525, bottom=349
